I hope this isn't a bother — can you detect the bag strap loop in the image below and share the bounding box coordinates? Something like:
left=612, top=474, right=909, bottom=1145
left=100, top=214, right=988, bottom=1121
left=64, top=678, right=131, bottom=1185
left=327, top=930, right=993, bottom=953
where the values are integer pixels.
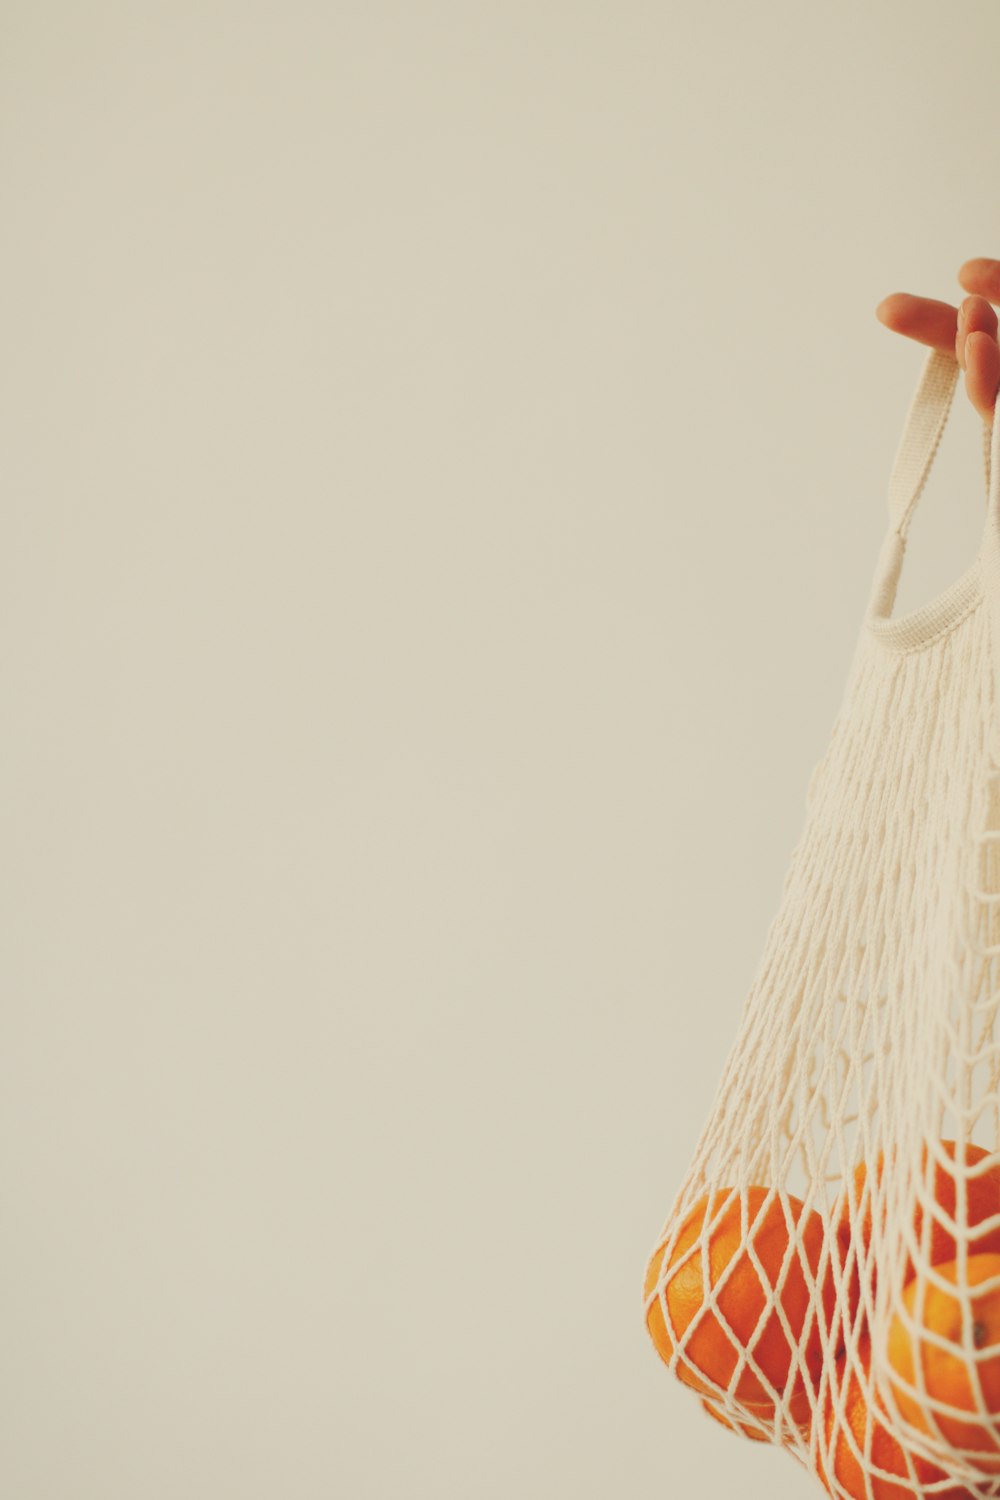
left=979, top=355, right=1000, bottom=762
left=886, top=347, right=960, bottom=538
left=886, top=345, right=997, bottom=536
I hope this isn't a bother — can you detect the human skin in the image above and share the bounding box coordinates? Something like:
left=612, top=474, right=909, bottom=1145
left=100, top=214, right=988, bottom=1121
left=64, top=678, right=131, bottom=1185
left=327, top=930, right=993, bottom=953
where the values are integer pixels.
left=876, top=258, right=1000, bottom=421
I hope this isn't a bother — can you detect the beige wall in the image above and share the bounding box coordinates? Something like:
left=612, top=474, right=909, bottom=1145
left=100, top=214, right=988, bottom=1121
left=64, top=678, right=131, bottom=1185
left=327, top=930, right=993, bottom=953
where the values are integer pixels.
left=4, top=2, right=1000, bottom=1495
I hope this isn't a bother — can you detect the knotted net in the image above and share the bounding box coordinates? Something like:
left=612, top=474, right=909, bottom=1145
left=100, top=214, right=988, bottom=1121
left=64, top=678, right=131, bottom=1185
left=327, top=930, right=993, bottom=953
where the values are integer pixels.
left=642, top=347, right=1000, bottom=1498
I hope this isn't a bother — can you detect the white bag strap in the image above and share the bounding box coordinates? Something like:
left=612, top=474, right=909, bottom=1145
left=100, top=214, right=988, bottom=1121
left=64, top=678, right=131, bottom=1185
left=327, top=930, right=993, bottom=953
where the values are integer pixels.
left=889, top=347, right=1000, bottom=531
left=980, top=357, right=1000, bottom=760
left=865, top=347, right=1000, bottom=760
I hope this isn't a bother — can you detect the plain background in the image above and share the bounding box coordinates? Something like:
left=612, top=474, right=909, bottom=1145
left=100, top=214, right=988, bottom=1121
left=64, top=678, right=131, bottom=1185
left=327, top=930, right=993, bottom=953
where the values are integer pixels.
left=3, top=3, right=1000, bottom=1496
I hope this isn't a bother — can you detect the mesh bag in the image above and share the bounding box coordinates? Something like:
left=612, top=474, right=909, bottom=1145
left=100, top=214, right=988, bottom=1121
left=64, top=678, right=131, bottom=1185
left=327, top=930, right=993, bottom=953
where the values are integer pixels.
left=641, top=346, right=1000, bottom=1498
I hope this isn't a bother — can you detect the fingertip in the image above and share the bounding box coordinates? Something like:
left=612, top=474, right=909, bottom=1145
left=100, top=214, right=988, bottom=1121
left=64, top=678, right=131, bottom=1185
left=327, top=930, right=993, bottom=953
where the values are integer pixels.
left=966, top=329, right=994, bottom=364
left=964, top=330, right=1000, bottom=422
left=960, top=257, right=999, bottom=277
left=874, top=292, right=919, bottom=327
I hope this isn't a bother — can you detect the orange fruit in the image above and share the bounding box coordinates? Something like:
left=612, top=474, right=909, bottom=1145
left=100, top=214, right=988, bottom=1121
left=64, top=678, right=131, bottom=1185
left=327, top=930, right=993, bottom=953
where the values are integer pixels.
left=835, top=1141, right=1000, bottom=1298
left=642, top=1185, right=836, bottom=1426
left=886, top=1253, right=1000, bottom=1475
left=699, top=1396, right=771, bottom=1442
left=818, top=1331, right=970, bottom=1499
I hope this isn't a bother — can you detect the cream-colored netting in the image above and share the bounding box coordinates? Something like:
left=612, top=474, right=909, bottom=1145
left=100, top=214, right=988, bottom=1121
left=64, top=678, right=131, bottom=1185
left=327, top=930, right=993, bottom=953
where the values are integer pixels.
left=642, top=347, right=1000, bottom=1498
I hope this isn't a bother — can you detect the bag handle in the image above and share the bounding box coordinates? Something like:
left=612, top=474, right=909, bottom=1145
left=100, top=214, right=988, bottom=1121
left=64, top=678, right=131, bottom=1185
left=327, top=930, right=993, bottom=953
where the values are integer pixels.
left=871, top=339, right=1000, bottom=761
left=866, top=347, right=1000, bottom=662
left=981, top=356, right=1000, bottom=762
left=886, top=345, right=994, bottom=538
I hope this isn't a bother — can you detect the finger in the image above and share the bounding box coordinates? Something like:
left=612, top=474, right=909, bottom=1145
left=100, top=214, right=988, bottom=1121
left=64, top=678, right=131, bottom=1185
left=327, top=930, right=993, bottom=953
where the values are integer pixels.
left=958, top=259, right=1000, bottom=306
left=956, top=295, right=999, bottom=368
left=957, top=295, right=1000, bottom=423
left=963, top=329, right=1000, bottom=423
left=875, top=292, right=958, bottom=352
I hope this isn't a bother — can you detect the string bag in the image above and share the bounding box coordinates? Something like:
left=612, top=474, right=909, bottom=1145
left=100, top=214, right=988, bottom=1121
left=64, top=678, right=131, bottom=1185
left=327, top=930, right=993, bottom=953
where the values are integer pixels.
left=642, top=346, right=1000, bottom=1498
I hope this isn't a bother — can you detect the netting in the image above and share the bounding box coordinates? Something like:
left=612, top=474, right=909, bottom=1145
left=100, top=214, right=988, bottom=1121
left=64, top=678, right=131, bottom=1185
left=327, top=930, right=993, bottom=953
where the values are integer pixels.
left=641, top=347, right=1000, bottom=1498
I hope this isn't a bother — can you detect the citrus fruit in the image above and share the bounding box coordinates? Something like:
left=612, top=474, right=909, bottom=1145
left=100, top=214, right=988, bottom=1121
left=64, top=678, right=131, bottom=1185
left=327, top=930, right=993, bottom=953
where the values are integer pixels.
left=699, top=1396, right=771, bottom=1442
left=642, top=1185, right=836, bottom=1425
left=835, top=1141, right=1000, bottom=1297
left=886, top=1253, right=1000, bottom=1474
left=818, top=1331, right=970, bottom=1499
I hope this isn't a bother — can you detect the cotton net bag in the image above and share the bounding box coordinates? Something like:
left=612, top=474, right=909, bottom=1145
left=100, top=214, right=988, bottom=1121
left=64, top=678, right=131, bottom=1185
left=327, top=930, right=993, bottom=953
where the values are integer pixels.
left=641, top=346, right=1000, bottom=1498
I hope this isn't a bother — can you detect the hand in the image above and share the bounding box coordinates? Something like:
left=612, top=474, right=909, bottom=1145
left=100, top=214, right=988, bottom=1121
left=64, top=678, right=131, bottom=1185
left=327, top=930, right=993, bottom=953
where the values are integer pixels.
left=876, top=259, right=1000, bottom=422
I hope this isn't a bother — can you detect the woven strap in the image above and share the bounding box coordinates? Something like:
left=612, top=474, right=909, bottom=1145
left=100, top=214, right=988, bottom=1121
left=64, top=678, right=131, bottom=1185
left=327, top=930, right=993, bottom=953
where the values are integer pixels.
left=982, top=357, right=1000, bottom=760
left=885, top=346, right=996, bottom=537
left=868, top=344, right=1000, bottom=756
